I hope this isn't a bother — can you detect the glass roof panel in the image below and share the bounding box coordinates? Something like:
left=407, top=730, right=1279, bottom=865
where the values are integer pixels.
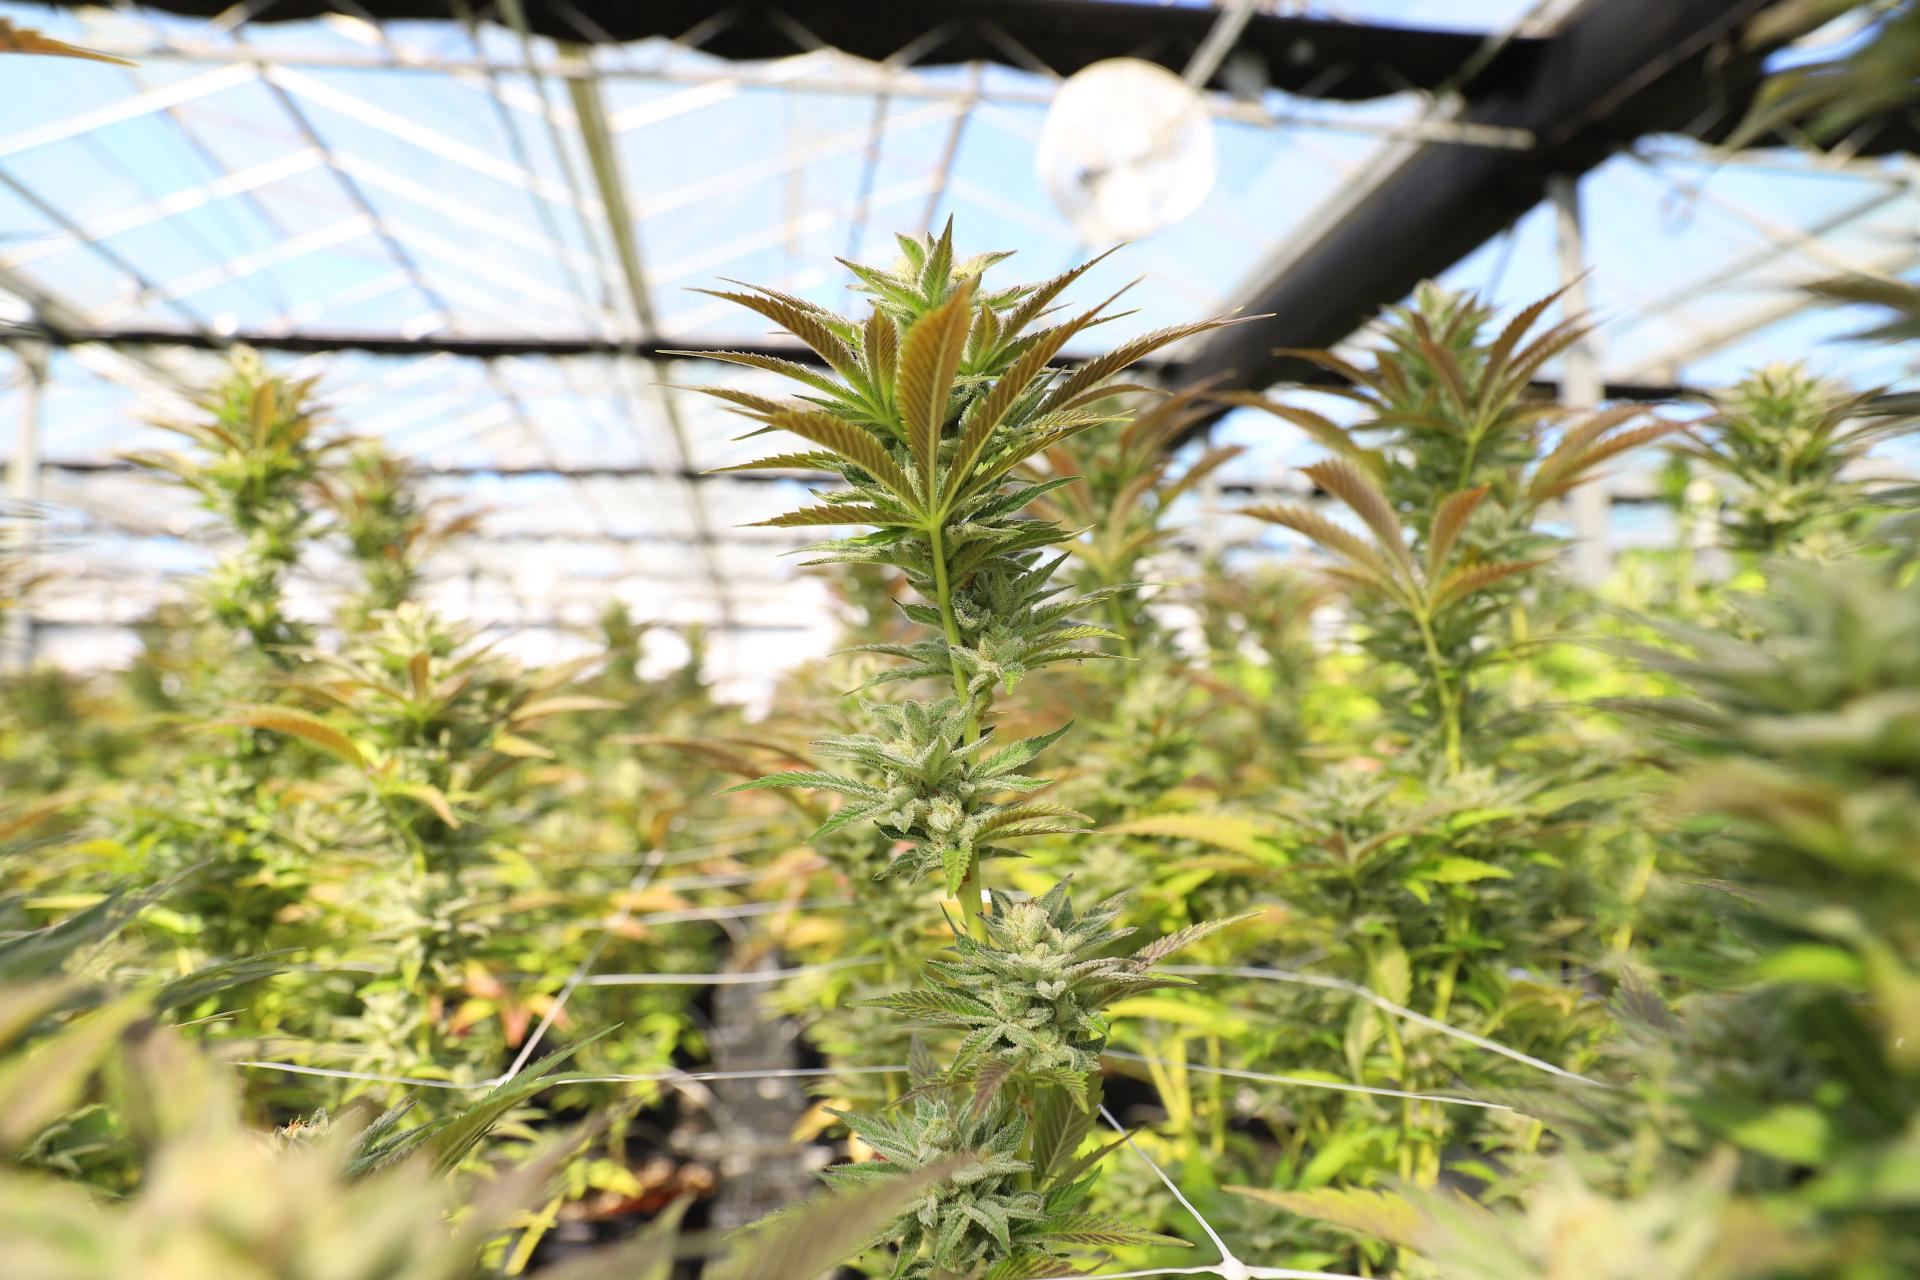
left=3, top=0, right=1917, bottom=695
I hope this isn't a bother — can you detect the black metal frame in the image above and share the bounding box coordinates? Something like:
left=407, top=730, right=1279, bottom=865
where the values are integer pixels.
left=53, top=0, right=1546, bottom=99
left=10, top=0, right=1857, bottom=421
left=1175, top=0, right=1806, bottom=425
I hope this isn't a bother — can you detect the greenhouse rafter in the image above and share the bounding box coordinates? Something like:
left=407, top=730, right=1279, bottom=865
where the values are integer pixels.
left=1180, top=0, right=1808, bottom=417
left=34, top=0, right=1554, bottom=100
left=4, top=0, right=1919, bottom=673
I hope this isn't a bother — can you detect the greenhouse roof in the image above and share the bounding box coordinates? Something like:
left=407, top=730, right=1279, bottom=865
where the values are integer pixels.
left=2, top=0, right=1917, bottom=697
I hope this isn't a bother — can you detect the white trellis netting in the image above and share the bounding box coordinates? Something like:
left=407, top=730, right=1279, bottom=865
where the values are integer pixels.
left=228, top=818, right=1611, bottom=1280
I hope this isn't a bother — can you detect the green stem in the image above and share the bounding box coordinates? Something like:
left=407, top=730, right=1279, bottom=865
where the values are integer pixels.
left=928, top=520, right=988, bottom=939
left=1206, top=1035, right=1226, bottom=1157
left=1455, top=412, right=1486, bottom=493
left=927, top=522, right=975, bottom=732
left=1431, top=953, right=1461, bottom=1025
left=1105, top=588, right=1135, bottom=660
left=1413, top=606, right=1463, bottom=775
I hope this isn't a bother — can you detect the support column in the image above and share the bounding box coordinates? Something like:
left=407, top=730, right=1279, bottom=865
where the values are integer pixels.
left=4, top=343, right=46, bottom=673
left=1549, top=172, right=1611, bottom=585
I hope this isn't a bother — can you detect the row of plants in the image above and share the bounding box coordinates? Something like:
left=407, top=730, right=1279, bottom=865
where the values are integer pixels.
left=0, top=351, right=776, bottom=1268
left=5, top=218, right=1920, bottom=1279
left=708, top=234, right=1920, bottom=1277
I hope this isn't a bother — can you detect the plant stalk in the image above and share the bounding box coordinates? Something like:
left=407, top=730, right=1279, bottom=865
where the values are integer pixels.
left=1413, top=606, right=1463, bottom=775
left=928, top=520, right=988, bottom=939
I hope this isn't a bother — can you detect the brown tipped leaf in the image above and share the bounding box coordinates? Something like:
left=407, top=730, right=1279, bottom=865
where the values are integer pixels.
left=898, top=277, right=977, bottom=497
left=692, top=290, right=862, bottom=381
left=1302, top=458, right=1411, bottom=572
left=766, top=409, right=919, bottom=508
left=1242, top=503, right=1410, bottom=601
left=1430, top=559, right=1545, bottom=612
left=1426, top=485, right=1488, bottom=579
left=1528, top=419, right=1679, bottom=504
left=1041, top=315, right=1243, bottom=414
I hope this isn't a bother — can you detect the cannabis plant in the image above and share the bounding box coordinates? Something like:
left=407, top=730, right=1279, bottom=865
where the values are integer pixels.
left=0, top=907, right=931, bottom=1280
left=1729, top=1, right=1920, bottom=151
left=1190, top=563, right=1332, bottom=781
left=1256, top=557, right=1920, bottom=1278
left=228, top=605, right=615, bottom=1083
left=1673, top=363, right=1912, bottom=557
left=1019, top=386, right=1247, bottom=824
left=1091, top=285, right=1675, bottom=1269
left=1027, top=384, right=1242, bottom=657
left=697, top=226, right=1244, bottom=1277
left=0, top=500, right=43, bottom=658
left=320, top=441, right=482, bottom=628
left=1228, top=284, right=1673, bottom=770
left=108, top=352, right=343, bottom=966
left=126, top=349, right=333, bottom=661
left=1632, top=564, right=1920, bottom=1257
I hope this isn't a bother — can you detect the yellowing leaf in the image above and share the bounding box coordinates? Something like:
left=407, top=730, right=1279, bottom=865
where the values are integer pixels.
left=1228, top=1185, right=1430, bottom=1250
left=0, top=19, right=137, bottom=64
left=1411, top=856, right=1513, bottom=884
left=491, top=732, right=555, bottom=759
left=1371, top=942, right=1411, bottom=1007
left=1106, top=813, right=1283, bottom=861
left=765, top=409, right=918, bottom=506
left=1725, top=1103, right=1833, bottom=1164
left=1107, top=997, right=1247, bottom=1036
left=220, top=706, right=364, bottom=766
left=898, top=279, right=976, bottom=495
left=1303, top=457, right=1410, bottom=571
left=389, top=782, right=461, bottom=828
left=610, top=887, right=689, bottom=914
left=509, top=695, right=622, bottom=724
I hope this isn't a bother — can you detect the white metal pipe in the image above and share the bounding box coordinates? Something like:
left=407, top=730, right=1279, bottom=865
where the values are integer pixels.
left=1550, top=172, right=1611, bottom=585
left=4, top=345, right=46, bottom=672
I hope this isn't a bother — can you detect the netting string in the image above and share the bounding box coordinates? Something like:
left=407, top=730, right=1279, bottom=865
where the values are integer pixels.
left=585, top=957, right=880, bottom=986
left=1091, top=1106, right=1372, bottom=1280
left=624, top=896, right=852, bottom=926
left=232, top=1047, right=1514, bottom=1113
left=503, top=846, right=668, bottom=1081
left=1105, top=1050, right=1507, bottom=1112
left=1098, top=1103, right=1233, bottom=1259
left=1163, top=963, right=1605, bottom=1088
left=221, top=844, right=1522, bottom=1280
left=232, top=1060, right=904, bottom=1092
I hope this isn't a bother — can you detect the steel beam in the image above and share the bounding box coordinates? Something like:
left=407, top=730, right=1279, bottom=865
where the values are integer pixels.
left=1550, top=173, right=1610, bottom=584
left=41, top=1, right=1548, bottom=101
left=1, top=322, right=828, bottom=363
left=1177, top=0, right=1810, bottom=417
left=3, top=344, right=46, bottom=672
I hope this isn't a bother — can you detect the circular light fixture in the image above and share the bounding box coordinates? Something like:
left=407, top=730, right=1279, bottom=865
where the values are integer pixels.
left=1037, top=58, right=1216, bottom=244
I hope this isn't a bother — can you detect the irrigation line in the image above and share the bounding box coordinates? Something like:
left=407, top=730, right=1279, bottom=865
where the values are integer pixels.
left=502, top=846, right=667, bottom=1081
left=626, top=896, right=851, bottom=926
left=1058, top=1266, right=1372, bottom=1280
left=1099, top=1103, right=1235, bottom=1262
left=650, top=858, right=826, bottom=892
left=585, top=957, right=881, bottom=986
left=233, top=1060, right=900, bottom=1092
left=1105, top=1050, right=1508, bottom=1112
left=230, top=1060, right=488, bottom=1090
left=1163, top=964, right=1605, bottom=1088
